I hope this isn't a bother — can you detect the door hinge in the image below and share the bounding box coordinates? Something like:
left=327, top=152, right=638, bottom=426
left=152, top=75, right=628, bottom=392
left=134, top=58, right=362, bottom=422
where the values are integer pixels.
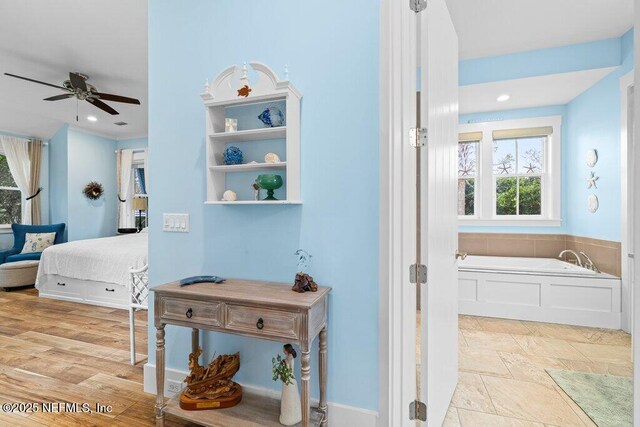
left=410, top=127, right=427, bottom=147
left=410, top=264, right=427, bottom=284
left=410, top=0, right=428, bottom=13
left=409, top=400, right=427, bottom=421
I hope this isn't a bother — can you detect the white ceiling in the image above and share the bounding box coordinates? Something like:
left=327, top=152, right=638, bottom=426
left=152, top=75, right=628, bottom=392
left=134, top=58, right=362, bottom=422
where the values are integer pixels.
left=0, top=0, right=147, bottom=140
left=447, top=0, right=634, bottom=59
left=459, top=67, right=617, bottom=115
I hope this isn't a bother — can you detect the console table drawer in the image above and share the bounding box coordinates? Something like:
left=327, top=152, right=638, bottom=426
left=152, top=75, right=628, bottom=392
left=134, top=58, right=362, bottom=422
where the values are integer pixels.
left=226, top=305, right=300, bottom=340
left=160, top=298, right=223, bottom=327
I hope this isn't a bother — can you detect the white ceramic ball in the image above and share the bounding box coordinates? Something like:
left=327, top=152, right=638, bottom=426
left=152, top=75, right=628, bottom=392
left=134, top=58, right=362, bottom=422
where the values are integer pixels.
left=264, top=152, right=280, bottom=163
left=222, top=190, right=237, bottom=201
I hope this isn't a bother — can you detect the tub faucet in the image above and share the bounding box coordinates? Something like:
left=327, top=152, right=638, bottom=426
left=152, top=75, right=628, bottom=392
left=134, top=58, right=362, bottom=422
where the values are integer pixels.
left=579, top=252, right=600, bottom=273
left=558, top=250, right=583, bottom=267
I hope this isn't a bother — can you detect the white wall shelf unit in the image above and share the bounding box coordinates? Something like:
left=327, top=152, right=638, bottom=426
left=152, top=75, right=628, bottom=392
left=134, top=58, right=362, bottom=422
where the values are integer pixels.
left=201, top=62, right=302, bottom=204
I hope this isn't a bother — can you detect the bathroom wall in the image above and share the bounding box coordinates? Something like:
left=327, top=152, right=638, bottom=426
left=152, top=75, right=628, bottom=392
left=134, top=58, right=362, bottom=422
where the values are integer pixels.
left=459, top=29, right=634, bottom=245
left=117, top=137, right=148, bottom=150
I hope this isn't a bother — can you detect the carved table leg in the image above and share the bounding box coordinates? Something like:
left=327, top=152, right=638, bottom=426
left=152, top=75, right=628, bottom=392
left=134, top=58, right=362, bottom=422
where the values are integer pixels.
left=155, top=324, right=166, bottom=427
left=301, top=343, right=311, bottom=427
left=191, top=328, right=199, bottom=355
left=319, top=326, right=328, bottom=426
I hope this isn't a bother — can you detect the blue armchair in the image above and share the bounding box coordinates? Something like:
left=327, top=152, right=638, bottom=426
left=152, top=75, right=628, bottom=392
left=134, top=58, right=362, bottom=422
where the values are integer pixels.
left=0, top=223, right=66, bottom=265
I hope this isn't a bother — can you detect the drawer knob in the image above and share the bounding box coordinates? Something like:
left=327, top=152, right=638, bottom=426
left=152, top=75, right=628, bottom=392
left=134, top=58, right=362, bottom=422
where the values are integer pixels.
left=57, top=282, right=66, bottom=287
left=186, top=308, right=193, bottom=319
left=105, top=288, right=115, bottom=292
left=256, top=318, right=264, bottom=330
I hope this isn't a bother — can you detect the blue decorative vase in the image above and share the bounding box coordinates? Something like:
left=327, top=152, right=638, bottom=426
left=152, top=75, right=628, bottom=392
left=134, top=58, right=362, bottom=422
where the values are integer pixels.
left=223, top=146, right=243, bottom=165
left=258, top=106, right=285, bottom=128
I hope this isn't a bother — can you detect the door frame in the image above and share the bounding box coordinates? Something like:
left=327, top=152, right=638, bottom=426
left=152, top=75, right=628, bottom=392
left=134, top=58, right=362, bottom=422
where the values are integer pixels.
left=620, top=70, right=633, bottom=334
left=379, top=0, right=418, bottom=425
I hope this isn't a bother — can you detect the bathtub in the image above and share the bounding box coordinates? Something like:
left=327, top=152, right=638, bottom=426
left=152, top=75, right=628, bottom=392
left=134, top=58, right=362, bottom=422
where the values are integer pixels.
left=458, top=256, right=621, bottom=329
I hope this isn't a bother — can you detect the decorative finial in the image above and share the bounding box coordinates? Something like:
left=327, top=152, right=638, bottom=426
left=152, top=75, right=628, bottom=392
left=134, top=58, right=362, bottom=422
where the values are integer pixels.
left=204, top=78, right=210, bottom=91
left=284, top=64, right=289, bottom=80
left=239, top=62, right=249, bottom=86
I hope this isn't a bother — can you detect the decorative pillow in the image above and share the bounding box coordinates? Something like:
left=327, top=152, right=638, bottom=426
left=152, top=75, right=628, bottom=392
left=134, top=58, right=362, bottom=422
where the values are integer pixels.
left=21, top=232, right=56, bottom=253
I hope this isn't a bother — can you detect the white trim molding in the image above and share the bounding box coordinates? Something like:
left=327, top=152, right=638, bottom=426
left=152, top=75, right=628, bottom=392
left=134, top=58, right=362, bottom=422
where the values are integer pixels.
left=620, top=70, right=634, bottom=334
left=143, top=364, right=378, bottom=426
left=379, top=0, right=418, bottom=425
left=459, top=115, right=562, bottom=226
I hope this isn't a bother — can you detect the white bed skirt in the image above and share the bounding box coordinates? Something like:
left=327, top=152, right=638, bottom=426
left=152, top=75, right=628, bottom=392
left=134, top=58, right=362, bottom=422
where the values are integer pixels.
left=38, top=274, right=129, bottom=310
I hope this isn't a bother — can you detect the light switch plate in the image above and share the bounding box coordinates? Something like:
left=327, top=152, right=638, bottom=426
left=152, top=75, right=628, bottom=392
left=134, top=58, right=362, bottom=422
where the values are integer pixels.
left=163, top=213, right=189, bottom=233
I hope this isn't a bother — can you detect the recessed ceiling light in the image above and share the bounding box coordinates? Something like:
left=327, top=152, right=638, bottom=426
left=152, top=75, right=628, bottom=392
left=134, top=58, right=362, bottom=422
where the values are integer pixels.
left=497, top=94, right=510, bottom=102
left=87, top=115, right=97, bottom=122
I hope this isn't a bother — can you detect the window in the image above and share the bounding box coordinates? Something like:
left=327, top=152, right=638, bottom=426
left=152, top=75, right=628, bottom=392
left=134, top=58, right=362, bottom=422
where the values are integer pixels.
left=458, top=117, right=561, bottom=226
left=0, top=154, right=21, bottom=225
left=457, top=133, right=480, bottom=216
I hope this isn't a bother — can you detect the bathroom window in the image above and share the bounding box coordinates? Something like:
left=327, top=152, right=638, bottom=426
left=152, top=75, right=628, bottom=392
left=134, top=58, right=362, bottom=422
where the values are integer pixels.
left=458, top=116, right=561, bottom=226
left=457, top=133, right=480, bottom=216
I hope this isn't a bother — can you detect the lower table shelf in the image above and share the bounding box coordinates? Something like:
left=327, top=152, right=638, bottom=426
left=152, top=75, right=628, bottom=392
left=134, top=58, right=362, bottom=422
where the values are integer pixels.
left=165, top=389, right=324, bottom=427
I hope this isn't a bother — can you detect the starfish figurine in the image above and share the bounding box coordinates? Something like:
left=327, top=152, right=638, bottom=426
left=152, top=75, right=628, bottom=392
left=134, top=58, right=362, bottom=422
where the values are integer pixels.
left=587, top=171, right=599, bottom=189
left=497, top=163, right=512, bottom=174
left=524, top=163, right=538, bottom=174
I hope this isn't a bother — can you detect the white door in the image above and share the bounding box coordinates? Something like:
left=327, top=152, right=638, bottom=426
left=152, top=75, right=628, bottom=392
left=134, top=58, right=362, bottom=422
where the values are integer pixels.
left=418, top=0, right=460, bottom=425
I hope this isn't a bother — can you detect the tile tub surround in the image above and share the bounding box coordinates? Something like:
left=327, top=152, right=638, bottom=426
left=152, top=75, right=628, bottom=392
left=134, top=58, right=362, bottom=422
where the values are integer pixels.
left=459, top=233, right=621, bottom=276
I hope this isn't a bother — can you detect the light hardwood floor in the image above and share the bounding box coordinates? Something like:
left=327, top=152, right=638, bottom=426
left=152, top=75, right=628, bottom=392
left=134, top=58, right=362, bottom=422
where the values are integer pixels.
left=446, top=315, right=632, bottom=427
left=0, top=287, right=193, bottom=426
left=0, top=288, right=633, bottom=426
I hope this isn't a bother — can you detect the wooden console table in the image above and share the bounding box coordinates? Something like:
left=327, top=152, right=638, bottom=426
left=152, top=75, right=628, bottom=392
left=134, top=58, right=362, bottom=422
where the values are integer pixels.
left=152, top=279, right=331, bottom=427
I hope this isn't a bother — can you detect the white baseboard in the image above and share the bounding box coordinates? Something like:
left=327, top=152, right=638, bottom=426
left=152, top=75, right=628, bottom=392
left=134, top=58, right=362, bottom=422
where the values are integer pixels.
left=143, top=363, right=378, bottom=426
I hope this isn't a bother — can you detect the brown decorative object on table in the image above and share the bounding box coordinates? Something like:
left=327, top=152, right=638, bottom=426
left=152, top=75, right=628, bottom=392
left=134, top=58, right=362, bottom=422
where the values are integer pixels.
left=292, top=273, right=318, bottom=293
left=237, top=84, right=252, bottom=98
left=83, top=181, right=104, bottom=200
left=180, top=348, right=242, bottom=410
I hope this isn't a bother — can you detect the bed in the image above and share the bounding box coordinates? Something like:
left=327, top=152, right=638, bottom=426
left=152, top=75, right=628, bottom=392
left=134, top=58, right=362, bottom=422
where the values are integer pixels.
left=36, top=232, right=148, bottom=309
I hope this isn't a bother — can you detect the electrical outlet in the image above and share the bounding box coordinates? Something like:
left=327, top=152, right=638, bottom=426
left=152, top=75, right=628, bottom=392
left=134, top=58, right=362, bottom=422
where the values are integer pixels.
left=163, top=213, right=189, bottom=232
left=167, top=379, right=183, bottom=394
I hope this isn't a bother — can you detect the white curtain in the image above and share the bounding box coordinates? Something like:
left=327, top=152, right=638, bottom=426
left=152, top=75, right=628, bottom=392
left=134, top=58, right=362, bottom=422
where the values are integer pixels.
left=118, top=149, right=134, bottom=228
left=1, top=136, right=31, bottom=225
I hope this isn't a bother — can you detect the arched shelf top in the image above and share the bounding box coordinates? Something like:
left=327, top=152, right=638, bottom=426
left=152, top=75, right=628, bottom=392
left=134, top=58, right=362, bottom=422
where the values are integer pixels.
left=201, top=61, right=301, bottom=106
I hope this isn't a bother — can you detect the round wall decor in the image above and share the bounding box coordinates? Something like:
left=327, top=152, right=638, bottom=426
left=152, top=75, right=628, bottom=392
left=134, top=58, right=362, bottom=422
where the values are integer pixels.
left=83, top=181, right=104, bottom=200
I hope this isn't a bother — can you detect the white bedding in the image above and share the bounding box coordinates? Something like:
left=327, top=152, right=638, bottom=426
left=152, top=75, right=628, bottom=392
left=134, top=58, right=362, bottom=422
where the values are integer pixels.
left=36, top=233, right=148, bottom=288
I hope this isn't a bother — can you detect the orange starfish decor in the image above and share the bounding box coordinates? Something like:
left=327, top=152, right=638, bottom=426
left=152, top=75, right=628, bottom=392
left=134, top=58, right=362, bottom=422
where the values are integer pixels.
left=237, top=85, right=252, bottom=98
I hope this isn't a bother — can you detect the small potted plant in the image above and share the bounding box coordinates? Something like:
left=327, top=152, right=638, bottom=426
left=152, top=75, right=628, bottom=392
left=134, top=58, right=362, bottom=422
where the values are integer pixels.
left=272, top=344, right=301, bottom=425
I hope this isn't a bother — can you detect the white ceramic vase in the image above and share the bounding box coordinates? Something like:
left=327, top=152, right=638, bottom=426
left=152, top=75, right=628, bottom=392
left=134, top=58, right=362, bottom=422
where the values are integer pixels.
left=279, top=355, right=302, bottom=426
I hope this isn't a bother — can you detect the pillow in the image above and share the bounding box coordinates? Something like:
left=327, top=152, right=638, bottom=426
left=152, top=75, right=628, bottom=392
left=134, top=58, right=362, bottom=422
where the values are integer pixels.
left=22, top=232, right=56, bottom=253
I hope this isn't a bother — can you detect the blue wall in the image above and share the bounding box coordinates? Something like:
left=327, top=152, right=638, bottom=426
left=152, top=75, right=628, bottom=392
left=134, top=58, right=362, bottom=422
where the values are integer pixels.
left=460, top=29, right=634, bottom=241
left=48, top=125, right=118, bottom=241
left=48, top=125, right=69, bottom=240
left=149, top=0, right=379, bottom=411
left=66, top=129, right=118, bottom=241
left=117, top=137, right=148, bottom=150
left=564, top=30, right=634, bottom=241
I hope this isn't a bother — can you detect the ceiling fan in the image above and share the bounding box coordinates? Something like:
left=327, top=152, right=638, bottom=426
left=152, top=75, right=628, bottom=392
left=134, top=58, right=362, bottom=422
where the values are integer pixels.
left=4, top=71, right=140, bottom=120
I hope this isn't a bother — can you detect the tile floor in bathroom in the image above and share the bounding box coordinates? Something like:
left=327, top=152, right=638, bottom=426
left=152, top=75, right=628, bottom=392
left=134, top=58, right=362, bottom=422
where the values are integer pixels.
left=445, top=315, right=632, bottom=426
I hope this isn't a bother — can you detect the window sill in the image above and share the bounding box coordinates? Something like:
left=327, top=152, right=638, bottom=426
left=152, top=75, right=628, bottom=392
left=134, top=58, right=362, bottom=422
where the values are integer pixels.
left=0, top=225, right=13, bottom=234
left=459, top=218, right=562, bottom=227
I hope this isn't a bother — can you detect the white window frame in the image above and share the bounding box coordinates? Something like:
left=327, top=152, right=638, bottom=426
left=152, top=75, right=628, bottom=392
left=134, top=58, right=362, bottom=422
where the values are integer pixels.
left=0, top=147, right=23, bottom=227
left=459, top=116, right=562, bottom=226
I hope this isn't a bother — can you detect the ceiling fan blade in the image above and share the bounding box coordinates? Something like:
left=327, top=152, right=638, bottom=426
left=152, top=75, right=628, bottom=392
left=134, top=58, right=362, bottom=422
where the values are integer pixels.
left=4, top=73, right=65, bottom=90
left=87, top=98, right=119, bottom=115
left=69, top=72, right=88, bottom=91
left=93, top=92, right=141, bottom=105
left=43, top=93, right=74, bottom=101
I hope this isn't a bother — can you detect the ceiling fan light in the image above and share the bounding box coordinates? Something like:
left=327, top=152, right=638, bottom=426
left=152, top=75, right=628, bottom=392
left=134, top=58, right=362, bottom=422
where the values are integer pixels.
left=87, top=115, right=97, bottom=122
